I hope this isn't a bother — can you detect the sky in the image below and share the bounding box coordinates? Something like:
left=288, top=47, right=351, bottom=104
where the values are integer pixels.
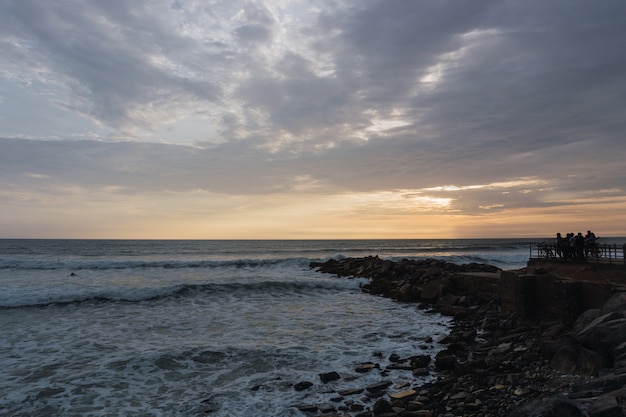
left=1, top=0, right=625, bottom=239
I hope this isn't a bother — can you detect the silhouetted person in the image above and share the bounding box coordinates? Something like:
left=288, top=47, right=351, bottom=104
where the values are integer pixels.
left=584, top=230, right=598, bottom=257
left=566, top=233, right=575, bottom=259
left=575, top=232, right=585, bottom=259
left=555, top=233, right=566, bottom=258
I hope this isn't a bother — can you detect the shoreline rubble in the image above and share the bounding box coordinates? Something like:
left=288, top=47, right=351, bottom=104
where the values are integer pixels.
left=293, top=256, right=626, bottom=417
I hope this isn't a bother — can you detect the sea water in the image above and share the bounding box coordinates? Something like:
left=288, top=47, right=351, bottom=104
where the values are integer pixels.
left=0, top=239, right=542, bottom=416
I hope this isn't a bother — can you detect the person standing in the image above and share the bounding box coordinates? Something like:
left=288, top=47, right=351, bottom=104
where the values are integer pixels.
left=575, top=232, right=585, bottom=259
left=556, top=233, right=566, bottom=258
left=585, top=230, right=598, bottom=257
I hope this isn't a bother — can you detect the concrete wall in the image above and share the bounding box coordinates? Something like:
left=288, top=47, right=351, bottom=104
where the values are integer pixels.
left=500, top=260, right=625, bottom=321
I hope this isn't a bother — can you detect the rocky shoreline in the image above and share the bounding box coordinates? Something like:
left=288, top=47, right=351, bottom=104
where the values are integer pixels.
left=291, top=256, right=626, bottom=417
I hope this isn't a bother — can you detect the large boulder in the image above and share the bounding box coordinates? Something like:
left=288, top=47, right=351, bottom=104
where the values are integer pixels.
left=435, top=349, right=457, bottom=371
left=576, top=313, right=626, bottom=356
left=600, top=293, right=626, bottom=315
left=508, top=395, right=585, bottom=417
left=420, top=279, right=446, bottom=302
left=551, top=338, right=609, bottom=376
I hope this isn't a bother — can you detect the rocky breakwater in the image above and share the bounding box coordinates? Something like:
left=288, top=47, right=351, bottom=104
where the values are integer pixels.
left=300, top=256, right=626, bottom=417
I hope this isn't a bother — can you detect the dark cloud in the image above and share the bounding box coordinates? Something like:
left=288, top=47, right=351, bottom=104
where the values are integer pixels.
left=324, top=0, right=497, bottom=103
left=234, top=1, right=277, bottom=44
left=0, top=0, right=224, bottom=131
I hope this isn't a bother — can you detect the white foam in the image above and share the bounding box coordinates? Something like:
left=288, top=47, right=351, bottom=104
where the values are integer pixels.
left=0, top=269, right=450, bottom=416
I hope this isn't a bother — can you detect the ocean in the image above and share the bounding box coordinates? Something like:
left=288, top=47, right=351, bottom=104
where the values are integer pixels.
left=0, top=238, right=547, bottom=416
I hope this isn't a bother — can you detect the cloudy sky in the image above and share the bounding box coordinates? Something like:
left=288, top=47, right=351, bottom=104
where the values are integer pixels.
left=1, top=0, right=625, bottom=239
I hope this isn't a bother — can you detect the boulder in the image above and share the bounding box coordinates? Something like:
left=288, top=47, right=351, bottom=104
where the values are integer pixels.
left=435, top=350, right=457, bottom=371
left=551, top=340, right=608, bottom=376
left=409, top=355, right=431, bottom=369
left=571, top=309, right=601, bottom=335
left=356, top=362, right=379, bottom=373
left=600, top=293, right=626, bottom=315
left=366, top=381, right=393, bottom=393
left=420, top=280, right=445, bottom=301
left=372, top=398, right=393, bottom=415
left=319, top=371, right=341, bottom=383
left=508, top=395, right=584, bottom=417
left=576, top=315, right=626, bottom=355
left=388, top=389, right=417, bottom=400
left=338, top=387, right=364, bottom=396
left=294, top=381, right=313, bottom=391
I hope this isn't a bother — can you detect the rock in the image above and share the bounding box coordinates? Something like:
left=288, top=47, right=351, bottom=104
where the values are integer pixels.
left=409, top=355, right=431, bottom=368
left=576, top=315, right=626, bottom=354
left=572, top=372, right=626, bottom=394
left=37, top=387, right=65, bottom=398
left=296, top=404, right=318, bottom=413
left=508, top=396, right=585, bottom=416
left=600, top=293, right=626, bottom=315
left=412, top=368, right=429, bottom=377
left=338, top=388, right=364, bottom=396
left=356, top=362, right=379, bottom=373
left=366, top=381, right=393, bottom=393
left=389, top=353, right=401, bottom=362
left=434, top=350, right=457, bottom=371
left=388, top=389, right=417, bottom=400
left=320, top=371, right=341, bottom=383
left=571, top=308, right=601, bottom=335
left=577, top=392, right=625, bottom=417
left=372, top=398, right=393, bottom=415
left=310, top=256, right=626, bottom=417
left=318, top=404, right=336, bottom=413
left=614, top=342, right=626, bottom=367
left=420, top=280, right=445, bottom=301
left=294, top=381, right=313, bottom=391
left=409, top=411, right=433, bottom=417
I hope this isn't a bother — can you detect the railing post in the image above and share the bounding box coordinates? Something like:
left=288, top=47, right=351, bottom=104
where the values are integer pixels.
left=609, top=244, right=617, bottom=264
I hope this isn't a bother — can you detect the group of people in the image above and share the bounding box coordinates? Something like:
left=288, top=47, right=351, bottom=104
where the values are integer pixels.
left=555, top=230, right=599, bottom=259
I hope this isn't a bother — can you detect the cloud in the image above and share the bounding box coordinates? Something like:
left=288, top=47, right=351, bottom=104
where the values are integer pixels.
left=1, top=0, right=225, bottom=134
left=1, top=0, right=626, bottom=237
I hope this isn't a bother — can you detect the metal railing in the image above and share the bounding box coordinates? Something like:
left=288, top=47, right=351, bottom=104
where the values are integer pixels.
left=531, top=242, right=626, bottom=265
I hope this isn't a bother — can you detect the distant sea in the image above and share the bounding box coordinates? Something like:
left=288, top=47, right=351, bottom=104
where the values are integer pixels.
left=0, top=238, right=612, bottom=416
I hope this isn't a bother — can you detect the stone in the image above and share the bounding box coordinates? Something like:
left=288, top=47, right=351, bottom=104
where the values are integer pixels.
left=572, top=309, right=601, bottom=335
left=372, top=398, right=393, bottom=415
left=409, top=355, right=431, bottom=368
left=356, top=362, right=379, bottom=373
left=296, top=404, right=318, bottom=413
left=294, top=381, right=313, bottom=391
left=435, top=350, right=457, bottom=371
left=600, top=293, right=626, bottom=315
left=366, top=381, right=393, bottom=393
left=37, top=387, right=65, bottom=398
left=420, top=280, right=445, bottom=301
left=311, top=256, right=626, bottom=417
left=577, top=316, right=626, bottom=353
left=338, top=388, right=364, bottom=396
left=388, top=389, right=418, bottom=400
left=508, top=396, right=585, bottom=417
left=389, top=353, right=401, bottom=362
left=320, top=371, right=341, bottom=383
